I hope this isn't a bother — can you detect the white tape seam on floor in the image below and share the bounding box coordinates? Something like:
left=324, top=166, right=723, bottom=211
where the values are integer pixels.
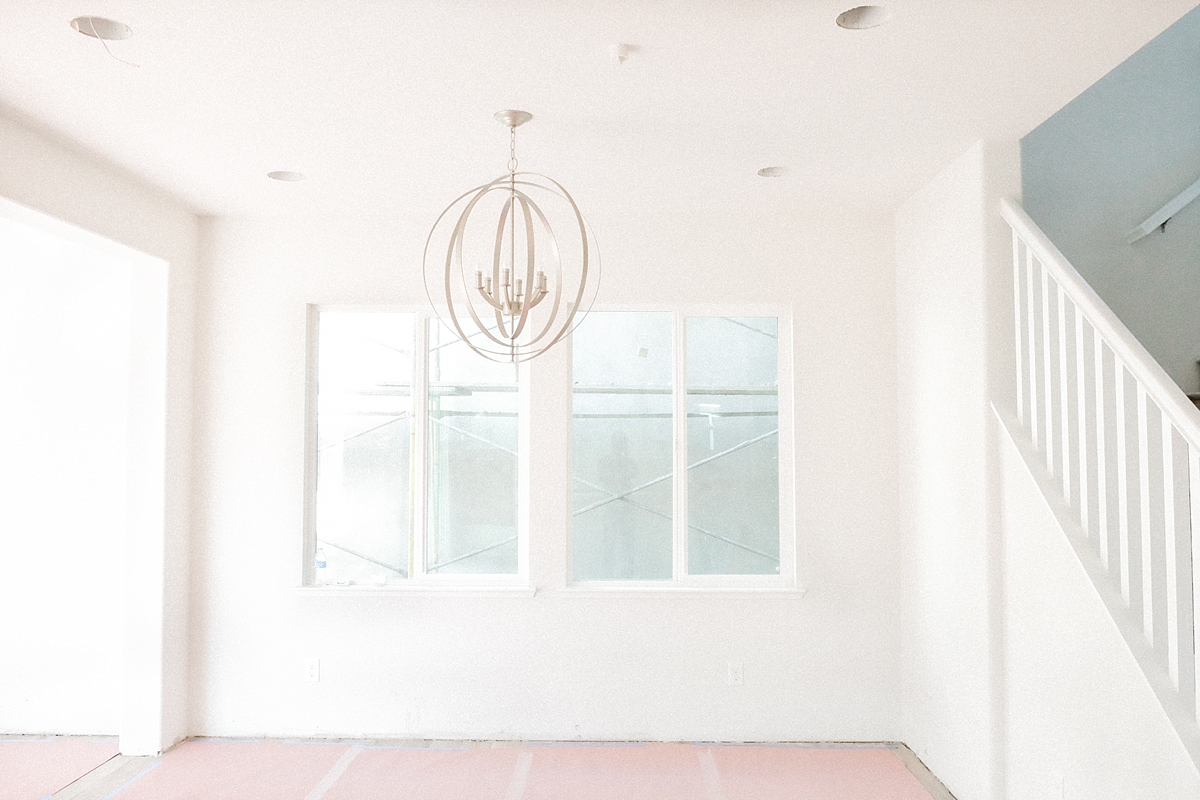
left=697, top=748, right=726, bottom=800
left=99, top=759, right=162, bottom=800
left=302, top=746, right=363, bottom=800
left=504, top=750, right=534, bottom=800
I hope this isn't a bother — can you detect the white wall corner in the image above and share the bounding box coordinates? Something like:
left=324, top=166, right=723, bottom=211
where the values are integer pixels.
left=896, top=138, right=1021, bottom=800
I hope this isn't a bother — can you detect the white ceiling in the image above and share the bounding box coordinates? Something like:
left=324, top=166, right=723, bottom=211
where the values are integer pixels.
left=0, top=1, right=1195, bottom=220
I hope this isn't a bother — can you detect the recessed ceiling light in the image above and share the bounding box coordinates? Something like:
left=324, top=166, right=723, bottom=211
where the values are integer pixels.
left=836, top=6, right=892, bottom=30
left=70, top=17, right=132, bottom=41
left=267, top=171, right=306, bottom=182
left=757, top=166, right=786, bottom=178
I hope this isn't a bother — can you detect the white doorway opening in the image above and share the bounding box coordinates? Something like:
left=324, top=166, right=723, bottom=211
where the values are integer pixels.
left=0, top=196, right=168, bottom=754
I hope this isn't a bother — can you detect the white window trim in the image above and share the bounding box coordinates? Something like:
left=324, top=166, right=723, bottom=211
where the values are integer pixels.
left=300, top=304, right=531, bottom=591
left=564, top=304, right=797, bottom=591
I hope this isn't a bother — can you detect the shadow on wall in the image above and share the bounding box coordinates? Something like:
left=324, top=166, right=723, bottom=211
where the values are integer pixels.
left=1022, top=3, right=1200, bottom=393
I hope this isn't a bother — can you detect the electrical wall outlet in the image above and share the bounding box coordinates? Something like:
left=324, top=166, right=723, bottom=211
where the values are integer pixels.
left=727, top=660, right=744, bottom=686
left=304, top=658, right=321, bottom=682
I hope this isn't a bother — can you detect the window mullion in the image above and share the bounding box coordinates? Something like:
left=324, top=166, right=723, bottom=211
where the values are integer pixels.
left=673, top=312, right=688, bottom=582
left=517, top=356, right=532, bottom=586
left=412, top=313, right=430, bottom=579
left=302, top=306, right=320, bottom=585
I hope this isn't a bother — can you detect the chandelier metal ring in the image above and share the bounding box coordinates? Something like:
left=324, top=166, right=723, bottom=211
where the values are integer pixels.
left=423, top=112, right=599, bottom=363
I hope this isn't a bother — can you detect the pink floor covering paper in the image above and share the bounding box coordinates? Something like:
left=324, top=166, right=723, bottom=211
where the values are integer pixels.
left=0, top=738, right=118, bottom=800
left=2, top=738, right=937, bottom=800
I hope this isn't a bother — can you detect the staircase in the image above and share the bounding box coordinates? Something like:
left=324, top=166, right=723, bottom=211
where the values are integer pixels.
left=1000, top=197, right=1200, bottom=765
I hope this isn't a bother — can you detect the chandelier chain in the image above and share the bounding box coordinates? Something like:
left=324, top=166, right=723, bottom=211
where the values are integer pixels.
left=508, top=126, right=518, bottom=175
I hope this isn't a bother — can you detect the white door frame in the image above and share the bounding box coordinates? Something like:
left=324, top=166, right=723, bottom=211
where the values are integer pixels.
left=0, top=195, right=172, bottom=755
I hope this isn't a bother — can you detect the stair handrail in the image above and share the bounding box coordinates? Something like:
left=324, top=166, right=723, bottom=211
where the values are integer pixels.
left=1126, top=174, right=1200, bottom=244
left=1000, top=197, right=1200, bottom=444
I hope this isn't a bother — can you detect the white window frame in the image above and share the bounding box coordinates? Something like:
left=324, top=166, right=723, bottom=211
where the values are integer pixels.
left=301, top=304, right=531, bottom=593
left=565, top=304, right=796, bottom=591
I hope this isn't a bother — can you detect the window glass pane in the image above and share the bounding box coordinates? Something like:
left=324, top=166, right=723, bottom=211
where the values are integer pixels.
left=686, top=316, right=779, bottom=575
left=427, top=321, right=519, bottom=574
left=315, top=311, right=414, bottom=585
left=572, top=312, right=674, bottom=580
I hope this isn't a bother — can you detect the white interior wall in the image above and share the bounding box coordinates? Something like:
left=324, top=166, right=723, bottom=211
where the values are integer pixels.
left=996, top=415, right=1200, bottom=799
left=0, top=112, right=198, bottom=752
left=0, top=213, right=131, bottom=735
left=187, top=198, right=903, bottom=741
left=895, top=139, right=1022, bottom=800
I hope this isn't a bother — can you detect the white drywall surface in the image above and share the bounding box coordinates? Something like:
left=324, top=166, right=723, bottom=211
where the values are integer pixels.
left=0, top=112, right=198, bottom=753
left=0, top=214, right=130, bottom=735
left=187, top=195, right=903, bottom=741
left=895, top=139, right=1022, bottom=800
left=997, top=415, right=1200, bottom=799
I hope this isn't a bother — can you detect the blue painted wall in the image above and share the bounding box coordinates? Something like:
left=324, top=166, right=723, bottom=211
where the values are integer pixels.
left=1023, top=3, right=1200, bottom=391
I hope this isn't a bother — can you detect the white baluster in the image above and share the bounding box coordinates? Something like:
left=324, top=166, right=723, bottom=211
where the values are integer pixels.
left=1014, top=231, right=1025, bottom=425
left=1190, top=443, right=1200, bottom=722
left=1027, top=246, right=1039, bottom=449
left=1076, top=309, right=1089, bottom=536
left=1116, top=363, right=1131, bottom=605
left=1138, top=383, right=1153, bottom=645
left=1163, top=415, right=1179, bottom=688
left=1042, top=261, right=1055, bottom=473
left=1059, top=285, right=1071, bottom=504
left=1096, top=336, right=1110, bottom=569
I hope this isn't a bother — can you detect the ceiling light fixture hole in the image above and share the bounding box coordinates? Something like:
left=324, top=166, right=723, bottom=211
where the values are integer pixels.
left=70, top=16, right=133, bottom=41
left=609, top=43, right=640, bottom=65
left=267, top=171, right=306, bottom=182
left=757, top=166, right=786, bottom=178
left=836, top=6, right=892, bottom=30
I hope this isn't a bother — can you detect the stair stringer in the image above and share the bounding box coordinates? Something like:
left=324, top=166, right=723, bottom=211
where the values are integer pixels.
left=993, top=401, right=1200, bottom=770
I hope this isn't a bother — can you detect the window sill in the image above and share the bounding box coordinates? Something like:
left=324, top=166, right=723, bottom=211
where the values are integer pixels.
left=557, top=584, right=807, bottom=598
left=295, top=583, right=536, bottom=598
left=294, top=583, right=806, bottom=599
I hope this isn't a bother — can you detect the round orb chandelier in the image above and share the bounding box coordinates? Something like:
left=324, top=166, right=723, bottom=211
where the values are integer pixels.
left=423, top=110, right=600, bottom=362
